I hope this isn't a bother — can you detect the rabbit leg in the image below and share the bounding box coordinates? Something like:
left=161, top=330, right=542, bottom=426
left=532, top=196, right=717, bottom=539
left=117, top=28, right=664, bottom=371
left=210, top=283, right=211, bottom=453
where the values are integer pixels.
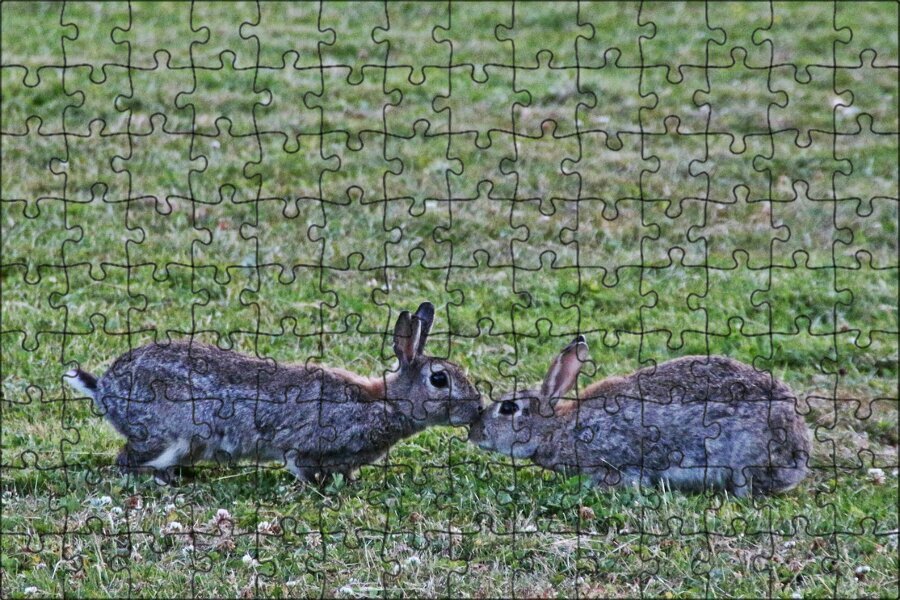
left=729, top=482, right=752, bottom=498
left=283, top=450, right=321, bottom=483
left=116, top=445, right=168, bottom=483
left=289, top=468, right=352, bottom=487
left=744, top=465, right=806, bottom=496
left=116, top=444, right=161, bottom=473
left=117, top=439, right=190, bottom=485
left=341, top=468, right=360, bottom=483
left=289, top=467, right=345, bottom=488
left=286, top=465, right=319, bottom=483
left=723, top=465, right=756, bottom=498
left=590, top=466, right=626, bottom=490
left=317, top=468, right=359, bottom=485
left=285, top=459, right=322, bottom=484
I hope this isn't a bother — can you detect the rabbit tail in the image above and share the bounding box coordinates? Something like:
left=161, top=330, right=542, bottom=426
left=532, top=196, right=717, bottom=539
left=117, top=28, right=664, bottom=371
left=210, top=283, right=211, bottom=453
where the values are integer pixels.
left=64, top=368, right=99, bottom=399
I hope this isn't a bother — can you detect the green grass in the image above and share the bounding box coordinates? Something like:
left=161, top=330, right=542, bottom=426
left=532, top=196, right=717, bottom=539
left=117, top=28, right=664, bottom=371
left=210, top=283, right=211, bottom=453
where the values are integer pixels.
left=2, top=1, right=898, bottom=597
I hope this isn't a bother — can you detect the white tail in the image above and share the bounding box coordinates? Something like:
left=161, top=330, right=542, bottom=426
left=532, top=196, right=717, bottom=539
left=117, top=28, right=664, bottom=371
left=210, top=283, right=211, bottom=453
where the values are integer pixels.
left=63, top=369, right=97, bottom=399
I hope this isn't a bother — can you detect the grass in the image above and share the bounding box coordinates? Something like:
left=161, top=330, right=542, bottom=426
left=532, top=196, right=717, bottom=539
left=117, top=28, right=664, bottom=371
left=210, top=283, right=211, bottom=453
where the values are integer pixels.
left=2, top=1, right=898, bottom=597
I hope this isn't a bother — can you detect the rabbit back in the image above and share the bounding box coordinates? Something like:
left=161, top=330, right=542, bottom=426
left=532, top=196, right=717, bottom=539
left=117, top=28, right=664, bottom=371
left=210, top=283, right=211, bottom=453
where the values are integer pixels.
left=94, top=341, right=395, bottom=474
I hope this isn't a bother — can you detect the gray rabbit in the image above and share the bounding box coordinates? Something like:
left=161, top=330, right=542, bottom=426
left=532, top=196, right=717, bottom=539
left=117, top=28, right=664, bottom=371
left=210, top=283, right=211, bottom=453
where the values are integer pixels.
left=65, top=302, right=482, bottom=484
left=469, top=336, right=810, bottom=496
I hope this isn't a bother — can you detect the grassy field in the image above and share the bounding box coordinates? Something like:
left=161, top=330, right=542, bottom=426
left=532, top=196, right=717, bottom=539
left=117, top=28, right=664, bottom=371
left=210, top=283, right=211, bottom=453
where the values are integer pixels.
left=2, top=2, right=898, bottom=597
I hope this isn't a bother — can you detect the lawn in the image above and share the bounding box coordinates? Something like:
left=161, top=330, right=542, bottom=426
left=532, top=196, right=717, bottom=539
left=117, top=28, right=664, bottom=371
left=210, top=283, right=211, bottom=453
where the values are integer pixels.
left=1, top=2, right=898, bottom=597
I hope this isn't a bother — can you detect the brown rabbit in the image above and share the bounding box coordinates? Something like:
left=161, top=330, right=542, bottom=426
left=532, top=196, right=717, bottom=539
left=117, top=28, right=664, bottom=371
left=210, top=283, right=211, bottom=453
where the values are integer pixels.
left=469, top=336, right=810, bottom=496
left=65, top=302, right=482, bottom=484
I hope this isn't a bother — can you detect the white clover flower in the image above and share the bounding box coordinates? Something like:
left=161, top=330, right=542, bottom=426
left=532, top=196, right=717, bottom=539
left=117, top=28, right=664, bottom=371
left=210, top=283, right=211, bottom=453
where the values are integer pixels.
left=868, top=468, right=886, bottom=485
left=164, top=521, right=183, bottom=534
left=90, top=496, right=112, bottom=508
left=242, top=554, right=258, bottom=568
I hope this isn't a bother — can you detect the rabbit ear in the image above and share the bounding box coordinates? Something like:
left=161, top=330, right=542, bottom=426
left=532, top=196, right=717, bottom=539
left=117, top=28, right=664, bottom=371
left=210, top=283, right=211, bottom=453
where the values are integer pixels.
left=413, top=302, right=434, bottom=355
left=540, top=335, right=588, bottom=408
left=393, top=310, right=423, bottom=367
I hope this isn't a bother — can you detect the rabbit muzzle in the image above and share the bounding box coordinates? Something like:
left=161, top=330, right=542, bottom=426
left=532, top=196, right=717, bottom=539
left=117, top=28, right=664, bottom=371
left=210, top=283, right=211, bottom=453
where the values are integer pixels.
left=449, top=394, right=485, bottom=426
left=466, top=419, right=491, bottom=448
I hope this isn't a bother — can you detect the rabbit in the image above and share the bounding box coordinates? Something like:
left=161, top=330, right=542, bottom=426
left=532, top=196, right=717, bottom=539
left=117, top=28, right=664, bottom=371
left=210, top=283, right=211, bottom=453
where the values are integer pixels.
left=469, top=336, right=811, bottom=497
left=64, top=302, right=482, bottom=485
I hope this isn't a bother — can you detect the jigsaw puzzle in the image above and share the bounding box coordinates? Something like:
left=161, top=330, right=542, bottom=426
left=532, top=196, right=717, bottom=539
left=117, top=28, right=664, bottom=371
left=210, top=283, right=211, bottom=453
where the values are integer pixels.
left=1, top=1, right=897, bottom=597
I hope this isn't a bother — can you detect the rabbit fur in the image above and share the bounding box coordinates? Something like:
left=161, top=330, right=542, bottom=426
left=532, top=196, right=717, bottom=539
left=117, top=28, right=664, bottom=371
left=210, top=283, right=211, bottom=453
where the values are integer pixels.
left=469, top=336, right=811, bottom=497
left=65, top=303, right=482, bottom=484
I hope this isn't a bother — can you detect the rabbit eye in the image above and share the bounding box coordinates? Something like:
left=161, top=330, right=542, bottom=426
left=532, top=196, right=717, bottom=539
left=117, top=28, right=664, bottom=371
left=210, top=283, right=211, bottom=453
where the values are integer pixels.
left=429, top=371, right=449, bottom=388
left=499, top=400, right=519, bottom=416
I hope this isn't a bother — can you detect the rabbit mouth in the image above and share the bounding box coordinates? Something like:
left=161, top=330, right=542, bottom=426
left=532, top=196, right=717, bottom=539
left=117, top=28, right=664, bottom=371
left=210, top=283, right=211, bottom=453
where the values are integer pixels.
left=467, top=430, right=494, bottom=451
left=450, top=406, right=482, bottom=426
left=472, top=438, right=493, bottom=451
left=448, top=397, right=485, bottom=426
left=449, top=414, right=475, bottom=426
